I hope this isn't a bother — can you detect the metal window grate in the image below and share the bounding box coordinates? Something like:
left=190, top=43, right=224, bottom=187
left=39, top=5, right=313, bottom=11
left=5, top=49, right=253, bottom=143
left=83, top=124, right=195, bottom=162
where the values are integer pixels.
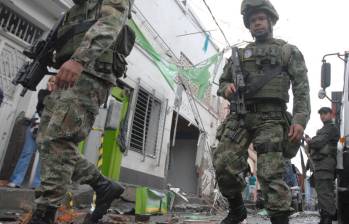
left=130, top=88, right=161, bottom=156
left=0, top=3, right=43, bottom=44
left=0, top=44, right=26, bottom=98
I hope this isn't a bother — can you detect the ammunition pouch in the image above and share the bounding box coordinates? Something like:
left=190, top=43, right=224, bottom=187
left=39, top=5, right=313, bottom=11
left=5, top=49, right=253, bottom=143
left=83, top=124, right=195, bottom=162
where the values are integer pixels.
left=282, top=111, right=301, bottom=159
left=283, top=140, right=301, bottom=159
left=112, top=25, right=136, bottom=78
left=254, top=142, right=283, bottom=154
left=112, top=52, right=128, bottom=78
left=216, top=118, right=228, bottom=141
left=224, top=119, right=246, bottom=143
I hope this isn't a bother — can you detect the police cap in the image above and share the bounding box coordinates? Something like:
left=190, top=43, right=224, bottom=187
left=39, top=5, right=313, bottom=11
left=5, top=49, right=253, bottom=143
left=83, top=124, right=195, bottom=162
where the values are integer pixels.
left=318, top=107, right=332, bottom=114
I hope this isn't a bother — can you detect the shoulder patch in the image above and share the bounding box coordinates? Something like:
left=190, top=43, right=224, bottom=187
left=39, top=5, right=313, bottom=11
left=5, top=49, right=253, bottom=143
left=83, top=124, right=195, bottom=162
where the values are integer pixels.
left=244, top=49, right=253, bottom=59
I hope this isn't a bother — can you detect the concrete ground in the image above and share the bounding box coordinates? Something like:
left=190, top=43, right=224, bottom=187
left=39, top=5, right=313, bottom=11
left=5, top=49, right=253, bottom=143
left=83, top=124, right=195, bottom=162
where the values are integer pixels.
left=0, top=209, right=336, bottom=224
left=0, top=185, right=337, bottom=224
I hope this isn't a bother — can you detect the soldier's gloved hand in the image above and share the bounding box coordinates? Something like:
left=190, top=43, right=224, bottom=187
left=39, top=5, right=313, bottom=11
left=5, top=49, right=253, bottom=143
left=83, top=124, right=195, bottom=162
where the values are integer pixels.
left=56, top=59, right=84, bottom=90
left=288, top=124, right=304, bottom=143
left=224, top=83, right=236, bottom=98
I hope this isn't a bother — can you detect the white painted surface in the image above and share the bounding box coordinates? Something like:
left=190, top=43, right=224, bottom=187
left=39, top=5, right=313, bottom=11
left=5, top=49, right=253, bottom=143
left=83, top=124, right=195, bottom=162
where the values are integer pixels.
left=0, top=0, right=222, bottom=195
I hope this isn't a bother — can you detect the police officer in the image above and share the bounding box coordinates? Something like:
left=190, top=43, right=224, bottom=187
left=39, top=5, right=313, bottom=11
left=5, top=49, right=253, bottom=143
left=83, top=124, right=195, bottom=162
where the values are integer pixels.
left=213, top=0, right=310, bottom=223
left=29, top=0, right=133, bottom=223
left=305, top=107, right=339, bottom=224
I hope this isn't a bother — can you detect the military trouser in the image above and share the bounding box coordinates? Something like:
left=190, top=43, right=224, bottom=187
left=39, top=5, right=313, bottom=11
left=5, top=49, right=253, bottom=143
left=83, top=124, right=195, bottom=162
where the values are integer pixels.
left=35, top=72, right=111, bottom=207
left=313, top=156, right=336, bottom=216
left=213, top=111, right=291, bottom=216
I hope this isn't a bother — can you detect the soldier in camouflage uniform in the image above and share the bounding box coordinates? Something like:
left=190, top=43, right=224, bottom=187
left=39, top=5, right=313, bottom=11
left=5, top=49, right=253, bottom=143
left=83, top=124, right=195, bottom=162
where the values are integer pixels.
left=214, top=0, right=310, bottom=223
left=305, top=107, right=339, bottom=224
left=29, top=0, right=133, bottom=223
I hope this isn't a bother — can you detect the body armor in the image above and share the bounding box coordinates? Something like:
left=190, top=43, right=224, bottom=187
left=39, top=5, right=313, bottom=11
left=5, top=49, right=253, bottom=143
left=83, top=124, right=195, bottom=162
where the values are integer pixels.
left=55, top=0, right=107, bottom=66
left=310, top=122, right=338, bottom=160
left=241, top=39, right=290, bottom=102
left=54, top=0, right=119, bottom=84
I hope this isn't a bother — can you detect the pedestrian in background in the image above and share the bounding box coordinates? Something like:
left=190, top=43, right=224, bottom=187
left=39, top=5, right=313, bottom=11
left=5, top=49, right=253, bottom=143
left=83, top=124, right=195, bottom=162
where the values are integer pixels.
left=243, top=172, right=251, bottom=200
left=7, top=77, right=55, bottom=189
left=249, top=174, right=257, bottom=202
left=305, top=107, right=339, bottom=224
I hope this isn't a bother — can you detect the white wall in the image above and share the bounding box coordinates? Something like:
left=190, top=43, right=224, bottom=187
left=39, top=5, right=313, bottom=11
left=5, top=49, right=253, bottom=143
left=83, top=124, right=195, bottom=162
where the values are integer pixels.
left=0, top=0, right=65, bottom=167
left=0, top=0, right=222, bottom=193
left=134, top=0, right=218, bottom=63
left=120, top=0, right=221, bottom=185
left=120, top=46, right=175, bottom=177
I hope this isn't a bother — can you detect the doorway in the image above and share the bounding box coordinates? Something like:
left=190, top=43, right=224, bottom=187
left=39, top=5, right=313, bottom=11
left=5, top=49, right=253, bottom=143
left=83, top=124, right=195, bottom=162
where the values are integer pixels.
left=167, top=112, right=200, bottom=194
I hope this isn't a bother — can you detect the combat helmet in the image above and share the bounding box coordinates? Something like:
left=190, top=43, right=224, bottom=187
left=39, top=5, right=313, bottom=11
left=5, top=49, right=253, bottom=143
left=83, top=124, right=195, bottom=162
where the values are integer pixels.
left=241, top=0, right=279, bottom=28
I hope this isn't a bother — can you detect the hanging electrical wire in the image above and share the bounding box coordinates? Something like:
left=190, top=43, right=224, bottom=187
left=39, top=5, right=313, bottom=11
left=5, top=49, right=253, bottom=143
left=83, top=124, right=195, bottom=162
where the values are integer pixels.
left=201, top=0, right=231, bottom=47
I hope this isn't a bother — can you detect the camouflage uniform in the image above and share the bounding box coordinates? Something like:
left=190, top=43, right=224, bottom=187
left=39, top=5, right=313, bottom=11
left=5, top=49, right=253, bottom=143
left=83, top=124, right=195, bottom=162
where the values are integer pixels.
left=35, top=0, right=132, bottom=208
left=308, top=120, right=339, bottom=217
left=214, top=36, right=310, bottom=218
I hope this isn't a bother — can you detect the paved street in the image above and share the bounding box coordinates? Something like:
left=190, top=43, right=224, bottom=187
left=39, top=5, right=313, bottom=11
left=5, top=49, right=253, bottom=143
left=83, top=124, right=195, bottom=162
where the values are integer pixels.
left=246, top=212, right=329, bottom=224
left=0, top=209, right=339, bottom=224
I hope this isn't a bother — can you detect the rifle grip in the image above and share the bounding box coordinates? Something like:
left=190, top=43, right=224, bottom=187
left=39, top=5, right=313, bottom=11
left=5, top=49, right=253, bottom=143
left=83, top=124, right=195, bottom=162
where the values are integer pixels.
left=20, top=88, right=28, bottom=97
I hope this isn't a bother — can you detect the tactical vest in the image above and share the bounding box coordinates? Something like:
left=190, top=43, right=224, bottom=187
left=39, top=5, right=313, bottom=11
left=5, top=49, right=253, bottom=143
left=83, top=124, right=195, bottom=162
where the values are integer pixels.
left=240, top=39, right=291, bottom=102
left=310, top=123, right=338, bottom=160
left=55, top=0, right=105, bottom=66
left=54, top=0, right=136, bottom=85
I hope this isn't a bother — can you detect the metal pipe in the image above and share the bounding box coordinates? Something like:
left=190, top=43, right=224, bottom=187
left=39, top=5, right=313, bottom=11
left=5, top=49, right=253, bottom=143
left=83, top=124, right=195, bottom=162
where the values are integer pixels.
left=171, top=110, right=179, bottom=147
left=157, top=98, right=168, bottom=166
left=125, top=78, right=140, bottom=155
left=141, top=92, right=151, bottom=161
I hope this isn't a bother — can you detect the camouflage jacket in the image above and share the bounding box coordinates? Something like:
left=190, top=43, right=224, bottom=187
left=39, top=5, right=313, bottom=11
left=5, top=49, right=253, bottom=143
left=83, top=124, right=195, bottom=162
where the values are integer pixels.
left=217, top=38, right=311, bottom=128
left=66, top=0, right=133, bottom=85
left=309, top=120, right=339, bottom=157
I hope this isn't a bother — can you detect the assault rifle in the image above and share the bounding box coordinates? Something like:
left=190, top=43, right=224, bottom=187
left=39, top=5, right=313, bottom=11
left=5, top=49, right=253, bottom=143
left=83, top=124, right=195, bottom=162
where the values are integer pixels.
left=12, top=15, right=64, bottom=96
left=230, top=47, right=247, bottom=117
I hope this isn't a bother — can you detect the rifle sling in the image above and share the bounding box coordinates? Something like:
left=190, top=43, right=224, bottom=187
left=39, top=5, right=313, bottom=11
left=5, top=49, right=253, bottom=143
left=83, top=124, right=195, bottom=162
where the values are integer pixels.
left=54, top=19, right=97, bottom=50
left=245, top=65, right=287, bottom=98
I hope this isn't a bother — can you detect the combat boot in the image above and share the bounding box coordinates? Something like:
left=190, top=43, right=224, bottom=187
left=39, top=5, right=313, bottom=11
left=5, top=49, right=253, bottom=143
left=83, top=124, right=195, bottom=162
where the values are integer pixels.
left=28, top=204, right=57, bottom=224
left=319, top=210, right=332, bottom=224
left=270, top=213, right=289, bottom=224
left=220, top=194, right=247, bottom=224
left=83, top=174, right=125, bottom=223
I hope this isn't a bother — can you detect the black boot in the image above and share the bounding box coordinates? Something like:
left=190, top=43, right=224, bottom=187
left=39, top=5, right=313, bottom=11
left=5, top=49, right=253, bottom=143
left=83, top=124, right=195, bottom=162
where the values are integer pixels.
left=28, top=204, right=57, bottom=224
left=220, top=194, right=247, bottom=224
left=83, top=175, right=125, bottom=223
left=319, top=210, right=332, bottom=224
left=270, top=213, right=289, bottom=224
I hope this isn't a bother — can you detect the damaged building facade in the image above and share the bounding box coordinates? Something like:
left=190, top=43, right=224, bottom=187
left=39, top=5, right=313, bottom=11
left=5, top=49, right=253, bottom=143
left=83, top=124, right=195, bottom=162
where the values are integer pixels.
left=0, top=0, right=228, bottom=199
